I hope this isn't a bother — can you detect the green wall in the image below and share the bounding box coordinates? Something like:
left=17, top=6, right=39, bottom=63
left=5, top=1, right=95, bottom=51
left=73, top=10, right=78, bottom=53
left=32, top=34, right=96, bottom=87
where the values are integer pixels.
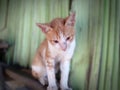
left=0, top=0, right=119, bottom=90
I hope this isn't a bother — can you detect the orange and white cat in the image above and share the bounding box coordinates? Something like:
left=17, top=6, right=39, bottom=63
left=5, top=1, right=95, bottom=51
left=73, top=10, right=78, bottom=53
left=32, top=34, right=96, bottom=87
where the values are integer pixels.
left=31, top=12, right=76, bottom=90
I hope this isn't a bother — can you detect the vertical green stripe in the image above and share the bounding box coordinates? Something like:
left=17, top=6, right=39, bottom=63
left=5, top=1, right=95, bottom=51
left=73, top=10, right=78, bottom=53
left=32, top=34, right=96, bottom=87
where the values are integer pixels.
left=105, top=0, right=116, bottom=89
left=98, top=0, right=110, bottom=89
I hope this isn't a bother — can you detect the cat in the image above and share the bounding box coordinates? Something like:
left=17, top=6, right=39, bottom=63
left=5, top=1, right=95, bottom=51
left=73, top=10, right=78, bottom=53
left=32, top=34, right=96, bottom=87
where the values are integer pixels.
left=31, top=12, right=76, bottom=90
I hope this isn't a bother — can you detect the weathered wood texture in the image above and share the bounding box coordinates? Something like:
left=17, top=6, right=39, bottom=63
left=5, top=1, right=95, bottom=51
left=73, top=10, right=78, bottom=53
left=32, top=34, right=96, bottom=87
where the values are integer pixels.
left=5, top=69, right=46, bottom=90
left=0, top=0, right=119, bottom=90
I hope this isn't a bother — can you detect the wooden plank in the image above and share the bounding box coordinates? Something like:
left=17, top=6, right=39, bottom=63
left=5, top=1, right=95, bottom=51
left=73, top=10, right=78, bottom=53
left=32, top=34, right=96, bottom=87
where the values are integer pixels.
left=0, top=65, right=5, bottom=90
left=6, top=80, right=25, bottom=90
left=5, top=69, right=46, bottom=90
left=0, top=44, right=8, bottom=49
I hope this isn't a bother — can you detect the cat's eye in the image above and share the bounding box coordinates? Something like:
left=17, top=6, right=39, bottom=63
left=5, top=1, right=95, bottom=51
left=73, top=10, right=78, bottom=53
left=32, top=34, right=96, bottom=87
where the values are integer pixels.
left=66, top=37, right=70, bottom=40
left=53, top=40, right=58, bottom=43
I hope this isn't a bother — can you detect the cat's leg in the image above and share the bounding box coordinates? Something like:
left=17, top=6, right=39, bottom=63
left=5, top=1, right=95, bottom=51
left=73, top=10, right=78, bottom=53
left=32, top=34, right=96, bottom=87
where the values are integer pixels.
left=46, top=58, right=58, bottom=90
left=38, top=75, right=48, bottom=85
left=32, top=66, right=47, bottom=86
left=55, top=62, right=60, bottom=73
left=60, top=60, right=72, bottom=90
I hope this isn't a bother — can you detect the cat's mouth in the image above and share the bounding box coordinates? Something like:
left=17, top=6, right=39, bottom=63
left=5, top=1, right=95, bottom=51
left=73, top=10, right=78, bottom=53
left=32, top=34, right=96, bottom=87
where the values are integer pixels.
left=59, top=42, right=67, bottom=51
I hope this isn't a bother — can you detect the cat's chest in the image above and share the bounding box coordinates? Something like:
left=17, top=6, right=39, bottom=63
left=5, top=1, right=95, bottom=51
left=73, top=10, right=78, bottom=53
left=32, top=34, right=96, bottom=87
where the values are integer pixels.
left=55, top=51, right=67, bottom=62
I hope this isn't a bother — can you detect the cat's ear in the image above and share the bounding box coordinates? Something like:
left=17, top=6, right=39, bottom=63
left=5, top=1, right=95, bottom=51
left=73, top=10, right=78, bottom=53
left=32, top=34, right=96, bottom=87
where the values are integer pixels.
left=65, top=12, right=76, bottom=27
left=36, top=23, right=52, bottom=33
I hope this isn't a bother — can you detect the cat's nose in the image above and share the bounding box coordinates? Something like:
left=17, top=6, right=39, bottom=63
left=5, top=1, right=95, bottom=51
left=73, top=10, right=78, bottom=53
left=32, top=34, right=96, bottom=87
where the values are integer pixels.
left=60, top=42, right=67, bottom=51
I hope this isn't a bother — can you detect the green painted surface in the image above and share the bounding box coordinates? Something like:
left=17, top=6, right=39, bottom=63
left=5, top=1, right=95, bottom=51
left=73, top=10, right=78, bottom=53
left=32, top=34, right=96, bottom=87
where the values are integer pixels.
left=0, top=0, right=119, bottom=90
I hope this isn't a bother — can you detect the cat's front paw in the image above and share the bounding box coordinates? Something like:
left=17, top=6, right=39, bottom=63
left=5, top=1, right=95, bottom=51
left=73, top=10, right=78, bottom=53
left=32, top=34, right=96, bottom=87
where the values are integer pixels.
left=47, top=86, right=58, bottom=90
left=61, top=87, right=72, bottom=90
left=39, top=77, right=48, bottom=86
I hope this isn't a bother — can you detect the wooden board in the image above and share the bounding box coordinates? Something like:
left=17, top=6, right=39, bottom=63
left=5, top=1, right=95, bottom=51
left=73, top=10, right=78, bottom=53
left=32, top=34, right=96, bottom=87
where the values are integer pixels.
left=5, top=68, right=46, bottom=90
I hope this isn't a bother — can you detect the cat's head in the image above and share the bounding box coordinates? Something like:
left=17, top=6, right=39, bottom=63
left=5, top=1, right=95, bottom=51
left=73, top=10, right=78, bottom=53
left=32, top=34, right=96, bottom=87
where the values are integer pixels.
left=37, top=12, right=76, bottom=51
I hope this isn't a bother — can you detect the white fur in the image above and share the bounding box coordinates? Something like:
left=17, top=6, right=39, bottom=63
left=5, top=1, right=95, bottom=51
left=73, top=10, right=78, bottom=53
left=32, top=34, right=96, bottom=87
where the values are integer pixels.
left=60, top=38, right=76, bottom=89
left=60, top=60, right=70, bottom=89
left=47, top=38, right=76, bottom=90
left=60, top=32, right=66, bottom=43
left=65, top=38, right=76, bottom=59
left=46, top=58, right=58, bottom=90
left=32, top=65, right=41, bottom=73
left=48, top=38, right=76, bottom=59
